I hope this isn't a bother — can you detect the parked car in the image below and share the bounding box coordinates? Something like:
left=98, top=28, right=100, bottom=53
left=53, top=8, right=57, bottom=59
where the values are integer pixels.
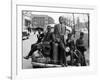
left=22, top=30, right=30, bottom=40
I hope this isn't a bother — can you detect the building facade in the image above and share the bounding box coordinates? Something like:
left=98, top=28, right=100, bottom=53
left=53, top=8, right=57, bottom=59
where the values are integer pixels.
left=22, top=11, right=55, bottom=31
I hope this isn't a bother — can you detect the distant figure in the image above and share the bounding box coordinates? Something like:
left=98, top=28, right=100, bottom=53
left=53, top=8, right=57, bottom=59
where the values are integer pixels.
left=76, top=32, right=87, bottom=66
left=27, top=23, right=31, bottom=33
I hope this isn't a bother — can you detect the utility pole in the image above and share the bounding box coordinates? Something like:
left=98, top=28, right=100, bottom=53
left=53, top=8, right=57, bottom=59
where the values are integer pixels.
left=71, top=13, right=76, bottom=66
left=88, top=14, right=90, bottom=48
left=73, top=13, right=75, bottom=37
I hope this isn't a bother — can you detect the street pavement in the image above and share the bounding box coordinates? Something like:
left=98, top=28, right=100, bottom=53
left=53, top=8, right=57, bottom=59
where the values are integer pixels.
left=22, top=33, right=38, bottom=69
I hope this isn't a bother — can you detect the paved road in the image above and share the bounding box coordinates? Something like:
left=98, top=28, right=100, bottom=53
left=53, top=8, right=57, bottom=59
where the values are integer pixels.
left=22, top=33, right=38, bottom=69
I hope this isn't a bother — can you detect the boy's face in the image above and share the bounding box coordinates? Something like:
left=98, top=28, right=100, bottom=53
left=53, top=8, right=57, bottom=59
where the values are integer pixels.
left=38, top=30, right=41, bottom=34
left=47, top=26, right=51, bottom=32
left=59, top=17, right=64, bottom=24
left=80, top=35, right=84, bottom=39
left=68, top=34, right=72, bottom=39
